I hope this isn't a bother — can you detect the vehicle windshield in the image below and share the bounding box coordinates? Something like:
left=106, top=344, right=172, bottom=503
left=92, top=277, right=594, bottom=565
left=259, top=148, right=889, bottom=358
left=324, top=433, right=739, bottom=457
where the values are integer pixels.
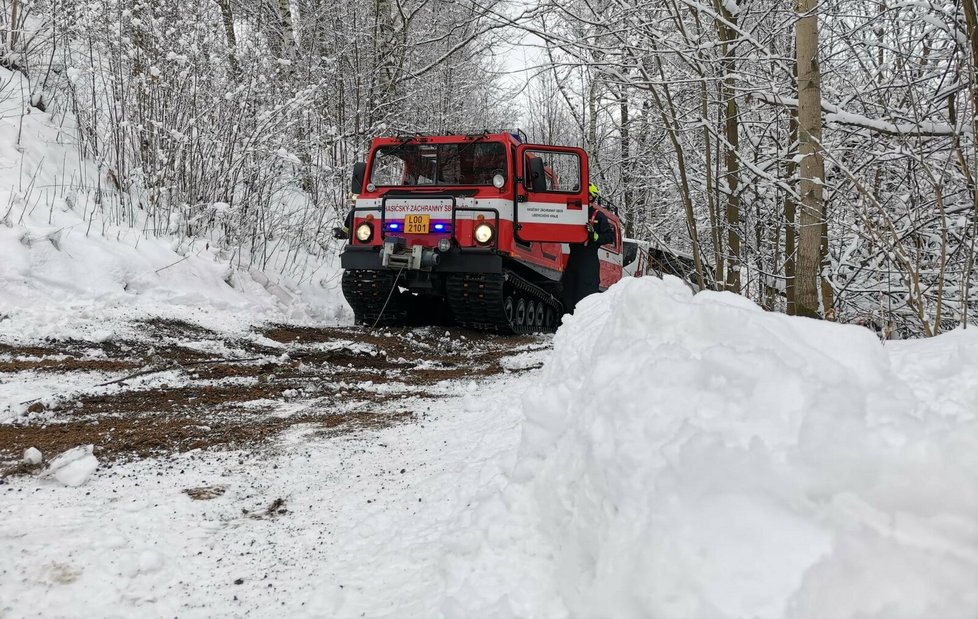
left=369, top=142, right=507, bottom=186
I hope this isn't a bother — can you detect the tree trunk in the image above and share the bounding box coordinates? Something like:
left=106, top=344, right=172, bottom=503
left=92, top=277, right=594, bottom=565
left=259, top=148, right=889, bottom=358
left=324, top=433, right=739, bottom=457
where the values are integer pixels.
left=370, top=0, right=396, bottom=129
left=819, top=218, right=835, bottom=318
left=8, top=0, right=19, bottom=51
left=279, top=0, right=296, bottom=59
left=715, top=1, right=741, bottom=293
left=620, top=85, right=633, bottom=236
left=646, top=49, right=708, bottom=290
left=962, top=0, right=978, bottom=326
left=214, top=0, right=241, bottom=80
left=795, top=0, right=826, bottom=318
left=703, top=75, right=721, bottom=289
left=961, top=0, right=978, bottom=102
left=587, top=71, right=598, bottom=160
left=784, top=72, right=799, bottom=314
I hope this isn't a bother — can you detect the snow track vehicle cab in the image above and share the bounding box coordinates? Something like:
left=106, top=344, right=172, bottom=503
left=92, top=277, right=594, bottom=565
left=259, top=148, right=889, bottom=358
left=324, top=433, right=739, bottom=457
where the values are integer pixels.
left=340, top=132, right=623, bottom=333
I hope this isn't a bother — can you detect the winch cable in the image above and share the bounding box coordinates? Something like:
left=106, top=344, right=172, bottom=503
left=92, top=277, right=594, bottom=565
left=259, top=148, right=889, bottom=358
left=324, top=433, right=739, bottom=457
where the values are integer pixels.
left=371, top=265, right=407, bottom=329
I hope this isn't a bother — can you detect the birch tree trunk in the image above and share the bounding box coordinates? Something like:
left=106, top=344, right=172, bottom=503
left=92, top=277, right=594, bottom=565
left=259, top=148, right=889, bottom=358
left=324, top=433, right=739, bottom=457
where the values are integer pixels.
left=8, top=0, right=19, bottom=51
left=587, top=72, right=599, bottom=160
left=279, top=0, right=296, bottom=59
left=795, top=0, right=826, bottom=318
left=214, top=0, right=241, bottom=80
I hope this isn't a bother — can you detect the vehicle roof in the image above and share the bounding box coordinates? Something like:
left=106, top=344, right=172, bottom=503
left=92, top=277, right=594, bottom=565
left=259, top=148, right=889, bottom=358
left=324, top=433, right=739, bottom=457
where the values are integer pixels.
left=370, top=132, right=521, bottom=148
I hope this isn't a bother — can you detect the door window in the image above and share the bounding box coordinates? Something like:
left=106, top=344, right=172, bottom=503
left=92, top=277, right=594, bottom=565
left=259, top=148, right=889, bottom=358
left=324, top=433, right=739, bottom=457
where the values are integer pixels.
left=523, top=150, right=582, bottom=193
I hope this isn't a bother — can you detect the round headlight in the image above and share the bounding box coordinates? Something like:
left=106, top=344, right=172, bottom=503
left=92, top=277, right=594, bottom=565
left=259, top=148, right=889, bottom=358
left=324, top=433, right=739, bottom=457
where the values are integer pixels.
left=474, top=222, right=494, bottom=245
left=492, top=173, right=505, bottom=189
left=437, top=238, right=452, bottom=252
left=355, top=222, right=374, bottom=242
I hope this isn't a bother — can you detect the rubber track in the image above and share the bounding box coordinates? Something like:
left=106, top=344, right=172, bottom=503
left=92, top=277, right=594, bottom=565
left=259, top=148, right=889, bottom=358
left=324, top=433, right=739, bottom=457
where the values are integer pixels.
left=446, top=270, right=562, bottom=334
left=341, top=270, right=410, bottom=326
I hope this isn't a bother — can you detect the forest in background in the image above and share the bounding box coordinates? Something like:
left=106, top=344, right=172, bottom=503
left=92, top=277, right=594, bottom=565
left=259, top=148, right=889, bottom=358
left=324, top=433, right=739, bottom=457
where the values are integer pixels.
left=1, top=0, right=976, bottom=337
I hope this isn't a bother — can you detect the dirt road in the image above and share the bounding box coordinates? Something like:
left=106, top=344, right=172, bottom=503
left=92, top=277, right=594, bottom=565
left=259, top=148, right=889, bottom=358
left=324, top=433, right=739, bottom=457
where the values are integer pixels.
left=1, top=319, right=545, bottom=476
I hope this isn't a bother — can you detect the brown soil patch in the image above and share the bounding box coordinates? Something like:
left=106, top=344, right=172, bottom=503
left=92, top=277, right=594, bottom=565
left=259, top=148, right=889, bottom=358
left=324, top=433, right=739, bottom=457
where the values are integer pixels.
left=139, top=317, right=218, bottom=341
left=75, top=381, right=291, bottom=415
left=0, top=409, right=413, bottom=468
left=1, top=322, right=543, bottom=474
left=263, top=325, right=389, bottom=346
left=188, top=361, right=278, bottom=381
left=184, top=485, right=227, bottom=500
left=0, top=343, right=59, bottom=357
left=0, top=358, right=140, bottom=373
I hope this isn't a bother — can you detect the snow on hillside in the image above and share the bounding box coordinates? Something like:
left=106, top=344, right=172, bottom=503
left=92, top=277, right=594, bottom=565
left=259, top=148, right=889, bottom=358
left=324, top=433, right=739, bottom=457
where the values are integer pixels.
left=4, top=274, right=976, bottom=617
left=447, top=276, right=978, bottom=618
left=0, top=66, right=350, bottom=333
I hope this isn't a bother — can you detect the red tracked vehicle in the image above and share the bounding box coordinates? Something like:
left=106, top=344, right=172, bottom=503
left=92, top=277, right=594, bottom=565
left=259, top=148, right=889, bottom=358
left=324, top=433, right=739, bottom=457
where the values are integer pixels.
left=340, top=132, right=623, bottom=333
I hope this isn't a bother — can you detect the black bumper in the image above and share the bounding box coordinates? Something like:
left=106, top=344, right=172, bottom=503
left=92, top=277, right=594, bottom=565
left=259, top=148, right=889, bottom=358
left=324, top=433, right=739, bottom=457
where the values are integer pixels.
left=340, top=246, right=503, bottom=274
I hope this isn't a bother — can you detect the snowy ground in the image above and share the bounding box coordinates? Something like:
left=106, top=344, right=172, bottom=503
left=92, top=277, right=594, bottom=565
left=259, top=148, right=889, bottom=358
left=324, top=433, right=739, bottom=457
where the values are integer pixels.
left=0, top=377, right=531, bottom=618
left=3, top=277, right=978, bottom=619
left=0, top=320, right=547, bottom=618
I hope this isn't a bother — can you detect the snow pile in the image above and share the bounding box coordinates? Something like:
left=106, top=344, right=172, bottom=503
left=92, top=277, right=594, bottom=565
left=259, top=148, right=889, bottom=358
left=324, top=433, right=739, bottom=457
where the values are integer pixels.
left=457, top=276, right=978, bottom=618
left=41, top=445, right=99, bottom=487
left=22, top=447, right=43, bottom=465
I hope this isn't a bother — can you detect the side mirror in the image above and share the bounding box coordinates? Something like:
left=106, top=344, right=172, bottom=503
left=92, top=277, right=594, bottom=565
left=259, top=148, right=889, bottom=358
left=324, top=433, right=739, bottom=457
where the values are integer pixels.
left=526, top=157, right=547, bottom=193
left=351, top=161, right=367, bottom=194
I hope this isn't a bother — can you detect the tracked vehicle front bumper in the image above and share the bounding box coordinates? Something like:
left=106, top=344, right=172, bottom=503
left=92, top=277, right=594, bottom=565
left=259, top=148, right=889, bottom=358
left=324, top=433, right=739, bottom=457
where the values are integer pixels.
left=340, top=246, right=502, bottom=274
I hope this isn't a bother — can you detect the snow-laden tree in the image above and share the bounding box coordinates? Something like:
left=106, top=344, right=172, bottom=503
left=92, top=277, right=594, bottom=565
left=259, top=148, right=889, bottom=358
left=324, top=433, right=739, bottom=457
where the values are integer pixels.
left=521, top=0, right=977, bottom=336
left=11, top=0, right=516, bottom=276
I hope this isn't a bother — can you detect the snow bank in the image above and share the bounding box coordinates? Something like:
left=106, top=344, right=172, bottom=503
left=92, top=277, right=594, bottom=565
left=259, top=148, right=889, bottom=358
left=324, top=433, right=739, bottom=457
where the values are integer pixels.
left=453, top=276, right=978, bottom=618
left=0, top=66, right=350, bottom=333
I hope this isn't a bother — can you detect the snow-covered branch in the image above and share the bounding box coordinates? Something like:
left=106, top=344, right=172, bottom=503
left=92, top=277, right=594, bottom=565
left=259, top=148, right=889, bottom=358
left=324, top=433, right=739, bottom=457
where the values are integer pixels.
left=751, top=93, right=968, bottom=138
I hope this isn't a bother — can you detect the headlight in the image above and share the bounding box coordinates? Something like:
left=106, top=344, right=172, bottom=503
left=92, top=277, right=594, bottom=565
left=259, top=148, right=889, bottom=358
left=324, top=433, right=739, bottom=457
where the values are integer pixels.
left=492, top=173, right=505, bottom=189
left=437, top=238, right=452, bottom=252
left=473, top=222, right=494, bottom=245
left=355, top=222, right=374, bottom=242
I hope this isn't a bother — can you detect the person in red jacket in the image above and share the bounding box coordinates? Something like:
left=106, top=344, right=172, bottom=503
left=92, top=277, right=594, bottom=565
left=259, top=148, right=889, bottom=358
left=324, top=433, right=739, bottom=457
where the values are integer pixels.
left=561, top=184, right=615, bottom=314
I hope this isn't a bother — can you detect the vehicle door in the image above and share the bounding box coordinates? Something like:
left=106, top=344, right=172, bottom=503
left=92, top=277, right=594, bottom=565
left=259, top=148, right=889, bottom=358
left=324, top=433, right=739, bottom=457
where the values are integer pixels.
left=514, top=145, right=590, bottom=244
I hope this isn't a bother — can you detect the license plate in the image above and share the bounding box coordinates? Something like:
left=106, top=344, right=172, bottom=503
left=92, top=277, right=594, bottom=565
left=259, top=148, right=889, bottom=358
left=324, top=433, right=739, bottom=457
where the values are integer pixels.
left=404, top=214, right=430, bottom=234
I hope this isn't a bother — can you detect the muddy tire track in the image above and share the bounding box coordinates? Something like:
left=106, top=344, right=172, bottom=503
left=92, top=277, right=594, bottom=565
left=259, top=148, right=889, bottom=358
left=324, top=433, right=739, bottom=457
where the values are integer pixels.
left=1, top=318, right=543, bottom=473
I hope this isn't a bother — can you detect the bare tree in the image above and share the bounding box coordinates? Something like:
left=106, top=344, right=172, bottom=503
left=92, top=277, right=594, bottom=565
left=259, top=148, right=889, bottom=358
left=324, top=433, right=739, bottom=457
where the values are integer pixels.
left=795, top=0, right=826, bottom=318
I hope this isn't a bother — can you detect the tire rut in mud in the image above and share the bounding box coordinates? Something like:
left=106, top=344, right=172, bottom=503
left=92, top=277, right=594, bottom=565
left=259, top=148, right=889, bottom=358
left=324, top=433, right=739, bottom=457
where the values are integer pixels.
left=1, top=319, right=543, bottom=474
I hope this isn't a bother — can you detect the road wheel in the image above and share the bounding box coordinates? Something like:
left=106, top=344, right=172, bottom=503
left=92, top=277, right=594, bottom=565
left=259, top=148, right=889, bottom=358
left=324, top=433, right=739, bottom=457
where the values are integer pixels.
left=535, top=303, right=545, bottom=327
left=545, top=307, right=555, bottom=330
left=504, top=295, right=515, bottom=326
left=516, top=298, right=526, bottom=326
